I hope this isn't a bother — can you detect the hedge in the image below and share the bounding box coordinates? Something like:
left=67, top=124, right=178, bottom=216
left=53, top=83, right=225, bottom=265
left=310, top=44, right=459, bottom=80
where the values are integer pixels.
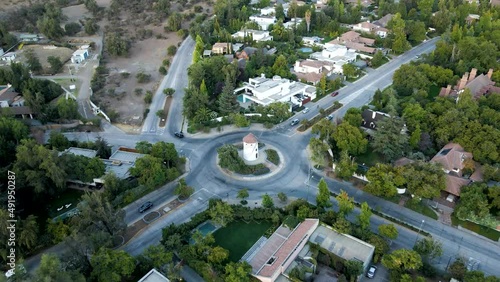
left=265, top=149, right=280, bottom=165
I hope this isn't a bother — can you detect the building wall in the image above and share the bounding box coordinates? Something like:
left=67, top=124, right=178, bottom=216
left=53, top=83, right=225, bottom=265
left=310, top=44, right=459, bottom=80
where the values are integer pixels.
left=243, top=142, right=258, bottom=161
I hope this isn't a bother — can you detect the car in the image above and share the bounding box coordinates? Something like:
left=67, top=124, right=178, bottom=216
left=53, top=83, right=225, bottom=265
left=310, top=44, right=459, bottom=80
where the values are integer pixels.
left=138, top=201, right=153, bottom=213
left=331, top=91, right=339, bottom=97
left=174, top=132, right=184, bottom=138
left=326, top=114, right=334, bottom=121
left=290, top=119, right=299, bottom=126
left=366, top=265, right=377, bottom=278
left=302, top=107, right=310, bottom=114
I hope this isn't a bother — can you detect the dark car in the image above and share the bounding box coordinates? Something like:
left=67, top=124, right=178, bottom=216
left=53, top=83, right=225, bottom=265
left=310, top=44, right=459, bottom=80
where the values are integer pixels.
left=331, top=91, right=339, bottom=97
left=174, top=132, right=184, bottom=138
left=366, top=265, right=377, bottom=278
left=290, top=119, right=300, bottom=126
left=138, top=201, right=153, bottom=213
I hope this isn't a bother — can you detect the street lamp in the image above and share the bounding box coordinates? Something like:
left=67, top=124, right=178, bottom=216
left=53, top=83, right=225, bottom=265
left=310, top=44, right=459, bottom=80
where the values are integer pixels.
left=414, top=219, right=425, bottom=245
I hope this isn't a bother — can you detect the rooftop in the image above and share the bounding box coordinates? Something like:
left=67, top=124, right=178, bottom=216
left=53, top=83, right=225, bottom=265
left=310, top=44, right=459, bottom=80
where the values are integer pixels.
left=109, top=150, right=145, bottom=163
left=243, top=133, right=258, bottom=143
left=309, top=224, right=375, bottom=263
left=137, top=269, right=170, bottom=282
left=430, top=142, right=472, bottom=174
left=72, top=49, right=87, bottom=56
left=61, top=147, right=98, bottom=158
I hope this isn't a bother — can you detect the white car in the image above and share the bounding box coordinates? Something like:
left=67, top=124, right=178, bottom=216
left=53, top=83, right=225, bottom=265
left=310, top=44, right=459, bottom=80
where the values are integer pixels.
left=302, top=107, right=310, bottom=114
left=366, top=265, right=377, bottom=278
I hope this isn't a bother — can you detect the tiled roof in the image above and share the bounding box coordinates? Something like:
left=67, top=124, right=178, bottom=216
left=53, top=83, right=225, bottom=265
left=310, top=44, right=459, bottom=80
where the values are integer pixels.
left=445, top=175, right=470, bottom=196
left=373, top=14, right=393, bottom=27
left=243, top=133, right=258, bottom=143
left=340, top=31, right=360, bottom=42
left=430, top=143, right=472, bottom=174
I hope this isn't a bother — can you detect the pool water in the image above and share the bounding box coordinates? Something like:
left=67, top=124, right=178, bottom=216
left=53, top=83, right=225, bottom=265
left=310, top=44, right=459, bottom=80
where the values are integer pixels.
left=299, top=47, right=313, bottom=53
left=197, top=221, right=218, bottom=236
left=237, top=94, right=244, bottom=102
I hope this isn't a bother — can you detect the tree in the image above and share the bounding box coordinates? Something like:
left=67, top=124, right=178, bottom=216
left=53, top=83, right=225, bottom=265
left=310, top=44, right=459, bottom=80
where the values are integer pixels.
left=19, top=215, right=38, bottom=250
left=309, top=137, right=330, bottom=166
left=365, top=164, right=405, bottom=197
left=262, top=194, right=274, bottom=208
left=342, top=63, right=357, bottom=79
left=382, top=249, right=422, bottom=272
left=413, top=238, right=443, bottom=261
left=345, top=259, right=363, bottom=281
left=333, top=216, right=352, bottom=234
left=163, top=88, right=175, bottom=97
left=65, top=22, right=81, bottom=36
left=174, top=178, right=194, bottom=199
left=305, top=10, right=311, bottom=33
left=272, top=55, right=290, bottom=78
left=312, top=118, right=335, bottom=141
left=393, top=64, right=430, bottom=96
left=129, top=155, right=167, bottom=189
left=168, top=13, right=183, bottom=31
left=278, top=192, right=287, bottom=203
left=106, top=33, right=129, bottom=57
left=47, top=131, right=71, bottom=150
left=275, top=3, right=285, bottom=20
left=336, top=190, right=354, bottom=217
left=208, top=246, right=229, bottom=265
left=35, top=254, right=85, bottom=282
left=371, top=115, right=409, bottom=162
left=25, top=50, right=42, bottom=73
left=151, top=141, right=178, bottom=169
left=138, top=244, right=173, bottom=273
left=209, top=201, right=234, bottom=227
left=237, top=189, right=249, bottom=201
left=47, top=56, right=63, bottom=74
left=225, top=262, right=252, bottom=282
left=167, top=45, right=177, bottom=56
left=371, top=51, right=385, bottom=68
left=333, top=122, right=368, bottom=155
left=57, top=98, right=79, bottom=119
left=335, top=150, right=357, bottom=180
left=37, top=16, right=65, bottom=40
left=84, top=18, right=98, bottom=35
left=388, top=13, right=410, bottom=54
left=368, top=234, right=389, bottom=263
left=316, top=179, right=332, bottom=209
left=454, top=183, right=490, bottom=221
left=378, top=224, right=398, bottom=240
left=0, top=117, right=29, bottom=167
left=183, top=86, right=209, bottom=120
left=217, top=77, right=239, bottom=116
left=402, top=161, right=445, bottom=199
left=448, top=258, right=467, bottom=280
left=135, top=141, right=152, bottom=154
left=91, top=248, right=135, bottom=282
left=357, top=202, right=372, bottom=230
left=406, top=20, right=426, bottom=44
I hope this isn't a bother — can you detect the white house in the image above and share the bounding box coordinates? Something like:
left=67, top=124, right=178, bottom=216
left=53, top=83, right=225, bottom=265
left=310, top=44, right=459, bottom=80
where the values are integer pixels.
left=71, top=49, right=89, bottom=64
left=232, top=30, right=273, bottom=42
left=243, top=133, right=259, bottom=161
left=260, top=7, right=275, bottom=16
left=284, top=18, right=303, bottom=29
left=235, top=74, right=316, bottom=107
left=352, top=21, right=388, bottom=38
left=0, top=52, right=16, bottom=62
left=310, top=44, right=358, bottom=74
left=249, top=15, right=277, bottom=30
left=294, top=60, right=334, bottom=75
left=301, top=36, right=322, bottom=46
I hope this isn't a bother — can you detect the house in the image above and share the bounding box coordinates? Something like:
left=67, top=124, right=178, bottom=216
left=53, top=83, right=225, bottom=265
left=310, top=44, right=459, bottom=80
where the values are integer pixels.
left=19, top=33, right=39, bottom=42
left=284, top=18, right=303, bottom=29
left=211, top=42, right=232, bottom=55
left=327, top=31, right=376, bottom=54
left=71, top=49, right=89, bottom=64
left=249, top=15, right=277, bottom=30
left=301, top=36, right=322, bottom=46
left=352, top=21, right=388, bottom=38
left=202, top=50, right=212, bottom=57
left=260, top=6, right=275, bottom=16
left=246, top=219, right=319, bottom=282
left=234, top=74, right=317, bottom=108
left=373, top=14, right=393, bottom=28
left=0, top=85, right=34, bottom=119
left=360, top=109, right=390, bottom=130
left=232, top=30, right=273, bottom=42
left=236, top=47, right=258, bottom=60
left=0, top=52, right=17, bottom=62
left=138, top=269, right=170, bottom=282
left=310, top=44, right=358, bottom=74
left=293, top=60, right=335, bottom=84
left=344, top=0, right=373, bottom=7
left=491, top=0, right=500, bottom=6
left=439, top=68, right=500, bottom=99
left=430, top=143, right=474, bottom=202
left=465, top=14, right=480, bottom=25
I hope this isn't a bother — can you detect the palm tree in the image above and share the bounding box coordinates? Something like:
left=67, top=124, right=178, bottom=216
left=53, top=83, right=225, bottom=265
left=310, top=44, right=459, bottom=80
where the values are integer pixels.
left=305, top=10, right=311, bottom=33
left=19, top=215, right=38, bottom=250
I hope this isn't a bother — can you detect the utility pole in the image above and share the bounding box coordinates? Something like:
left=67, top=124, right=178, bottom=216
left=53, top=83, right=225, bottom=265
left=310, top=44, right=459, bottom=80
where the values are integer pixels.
left=414, top=219, right=425, bottom=245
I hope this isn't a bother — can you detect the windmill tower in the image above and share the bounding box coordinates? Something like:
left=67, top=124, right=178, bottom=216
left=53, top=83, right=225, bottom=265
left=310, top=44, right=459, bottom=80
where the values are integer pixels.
left=243, top=133, right=258, bottom=161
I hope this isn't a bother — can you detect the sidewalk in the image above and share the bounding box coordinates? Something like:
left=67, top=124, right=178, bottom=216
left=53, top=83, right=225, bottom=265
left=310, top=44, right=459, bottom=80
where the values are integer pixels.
left=184, top=123, right=269, bottom=139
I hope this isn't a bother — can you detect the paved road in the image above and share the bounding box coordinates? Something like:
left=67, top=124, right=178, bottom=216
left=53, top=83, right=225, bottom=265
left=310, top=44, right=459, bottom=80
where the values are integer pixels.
left=31, top=36, right=500, bottom=279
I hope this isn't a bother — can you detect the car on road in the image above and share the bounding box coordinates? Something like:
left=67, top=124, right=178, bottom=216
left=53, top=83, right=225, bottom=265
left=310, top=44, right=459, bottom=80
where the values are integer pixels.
left=331, top=91, right=339, bottom=97
left=290, top=119, right=299, bottom=126
left=138, top=201, right=153, bottom=213
left=302, top=107, right=310, bottom=114
left=366, top=265, right=377, bottom=278
left=174, top=131, right=184, bottom=138
left=326, top=114, right=333, bottom=121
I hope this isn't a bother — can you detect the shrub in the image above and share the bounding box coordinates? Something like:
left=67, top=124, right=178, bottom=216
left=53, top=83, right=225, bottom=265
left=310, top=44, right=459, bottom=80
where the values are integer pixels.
left=162, top=59, right=170, bottom=66
left=134, top=88, right=143, bottom=96
left=136, top=72, right=151, bottom=83
left=167, top=45, right=177, bottom=56
left=121, top=72, right=130, bottom=78
left=65, top=22, right=81, bottom=36
left=265, top=149, right=280, bottom=165
left=144, top=91, right=153, bottom=103
left=159, top=66, right=167, bottom=75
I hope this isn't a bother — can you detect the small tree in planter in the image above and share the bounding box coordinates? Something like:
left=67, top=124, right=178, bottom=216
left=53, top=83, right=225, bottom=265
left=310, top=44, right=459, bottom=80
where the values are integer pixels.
left=163, top=88, right=175, bottom=97
left=174, top=178, right=194, bottom=200
left=237, top=188, right=249, bottom=205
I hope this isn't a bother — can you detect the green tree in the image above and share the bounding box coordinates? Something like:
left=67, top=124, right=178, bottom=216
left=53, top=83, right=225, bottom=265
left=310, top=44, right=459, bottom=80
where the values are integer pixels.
left=333, top=122, right=368, bottom=156
left=174, top=178, right=194, bottom=199
left=151, top=141, right=178, bottom=169
left=393, top=64, right=430, bottom=96
left=316, top=178, right=332, bottom=209
left=19, top=215, right=38, bottom=250
left=388, top=13, right=410, bottom=54
left=106, top=33, right=129, bottom=57
left=342, top=63, right=357, bottom=79
left=168, top=13, right=183, bottom=31
left=278, top=192, right=288, bottom=203
left=336, top=190, right=354, bottom=217
left=413, top=238, right=443, bottom=261
left=402, top=161, right=445, bottom=199
left=312, top=118, right=336, bottom=141
left=335, top=150, right=357, bottom=180
left=47, top=56, right=63, bottom=74
left=209, top=201, right=234, bottom=227
left=275, top=3, right=285, bottom=20
left=47, top=131, right=71, bottom=150
left=129, top=155, right=168, bottom=189
left=224, top=262, right=252, bottom=282
left=272, top=55, right=290, bottom=78
left=345, top=259, right=363, bottom=282
left=35, top=254, right=85, bottom=282
left=183, top=86, right=209, bottom=120
left=37, top=16, right=65, bottom=40
left=138, top=244, right=173, bottom=272
left=371, top=51, right=385, bottom=68
left=378, top=224, right=398, bottom=240
left=47, top=218, right=70, bottom=243
left=343, top=108, right=362, bottom=127
left=371, top=115, right=409, bottom=162
left=357, top=202, right=372, bottom=230
left=65, top=22, right=81, bottom=36
left=406, top=20, right=426, bottom=44
left=135, top=141, right=152, bottom=154
left=163, top=88, right=175, bottom=97
left=309, top=137, right=330, bottom=166
left=448, top=258, right=467, bottom=280
left=365, top=164, right=405, bottom=197
left=84, top=18, right=98, bottom=35
left=368, top=234, right=389, bottom=263
left=333, top=216, right=352, bottom=234
left=262, top=194, right=274, bottom=208
left=454, top=183, right=490, bottom=221
left=218, top=77, right=239, bottom=116
left=91, top=248, right=135, bottom=282
left=167, top=45, right=177, bottom=56
left=237, top=188, right=249, bottom=201
left=25, top=50, right=42, bottom=73
left=382, top=249, right=422, bottom=272
left=57, top=98, right=79, bottom=119
left=208, top=246, right=229, bottom=264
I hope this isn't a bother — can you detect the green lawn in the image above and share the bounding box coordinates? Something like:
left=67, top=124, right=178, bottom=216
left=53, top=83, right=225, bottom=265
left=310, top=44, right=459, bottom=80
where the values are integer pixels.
left=355, top=149, right=384, bottom=167
left=48, top=188, right=84, bottom=218
left=405, top=200, right=438, bottom=220
left=451, top=214, right=500, bottom=241
left=213, top=220, right=273, bottom=262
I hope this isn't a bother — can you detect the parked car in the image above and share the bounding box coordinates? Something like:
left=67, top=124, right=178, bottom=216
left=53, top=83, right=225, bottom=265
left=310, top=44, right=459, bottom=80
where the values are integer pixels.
left=331, top=91, right=339, bottom=97
left=366, top=265, right=377, bottom=278
left=174, top=132, right=184, bottom=138
left=290, top=119, right=299, bottom=126
left=326, top=114, right=334, bottom=121
left=302, top=107, right=310, bottom=114
left=138, top=201, right=153, bottom=213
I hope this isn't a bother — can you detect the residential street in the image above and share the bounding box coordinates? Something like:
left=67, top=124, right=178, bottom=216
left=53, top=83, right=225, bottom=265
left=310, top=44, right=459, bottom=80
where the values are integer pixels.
left=28, top=36, right=500, bottom=280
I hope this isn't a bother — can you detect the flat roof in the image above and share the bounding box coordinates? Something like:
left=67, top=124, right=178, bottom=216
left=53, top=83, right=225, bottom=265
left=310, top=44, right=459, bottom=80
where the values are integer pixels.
left=102, top=159, right=134, bottom=179
left=137, top=269, right=170, bottom=282
left=61, top=147, right=98, bottom=158
left=73, top=49, right=88, bottom=56
left=309, top=225, right=374, bottom=263
left=109, top=150, right=144, bottom=163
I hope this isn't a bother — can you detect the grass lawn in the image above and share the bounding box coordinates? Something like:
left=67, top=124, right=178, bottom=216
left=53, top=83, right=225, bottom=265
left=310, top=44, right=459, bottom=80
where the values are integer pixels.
left=405, top=200, right=438, bottom=220
left=48, top=188, right=85, bottom=218
left=355, top=149, right=384, bottom=167
left=451, top=214, right=500, bottom=241
left=53, top=78, right=81, bottom=97
left=213, top=220, right=273, bottom=262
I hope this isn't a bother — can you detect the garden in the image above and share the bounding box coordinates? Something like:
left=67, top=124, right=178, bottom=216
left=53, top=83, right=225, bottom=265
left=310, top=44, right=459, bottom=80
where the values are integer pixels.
left=217, top=144, right=270, bottom=175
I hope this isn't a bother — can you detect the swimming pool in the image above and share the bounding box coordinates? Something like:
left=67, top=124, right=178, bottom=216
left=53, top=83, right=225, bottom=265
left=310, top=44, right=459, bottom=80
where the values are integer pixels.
left=299, top=47, right=313, bottom=53
left=196, top=221, right=218, bottom=236
left=237, top=94, right=244, bottom=102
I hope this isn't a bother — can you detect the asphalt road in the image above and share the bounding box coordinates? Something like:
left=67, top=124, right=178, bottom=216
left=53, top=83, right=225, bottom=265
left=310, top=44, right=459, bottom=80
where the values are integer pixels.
left=31, top=36, right=500, bottom=279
